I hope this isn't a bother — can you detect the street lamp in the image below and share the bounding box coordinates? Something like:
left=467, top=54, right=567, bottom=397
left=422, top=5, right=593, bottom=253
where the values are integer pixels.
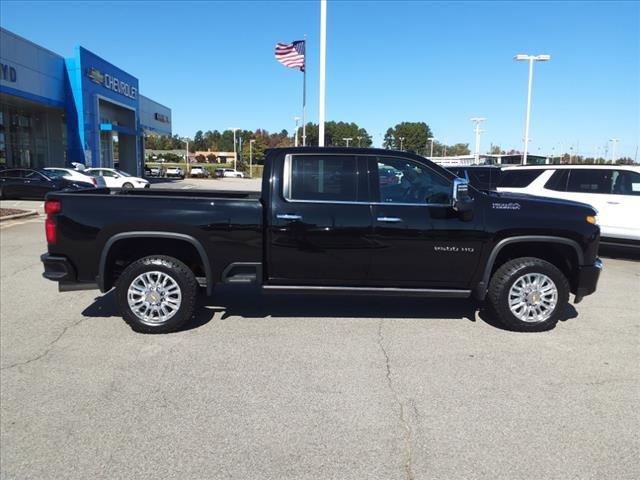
left=229, top=128, right=240, bottom=170
left=609, top=138, right=619, bottom=163
left=357, top=136, right=363, bottom=147
left=249, top=139, right=255, bottom=178
left=470, top=117, right=486, bottom=164
left=293, top=117, right=300, bottom=147
left=514, top=53, right=551, bottom=165
left=398, top=137, right=405, bottom=150
left=427, top=137, right=436, bottom=157
left=343, top=137, right=353, bottom=147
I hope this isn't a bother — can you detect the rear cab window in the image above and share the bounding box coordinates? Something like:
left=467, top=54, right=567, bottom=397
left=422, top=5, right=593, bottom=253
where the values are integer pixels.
left=286, top=154, right=366, bottom=202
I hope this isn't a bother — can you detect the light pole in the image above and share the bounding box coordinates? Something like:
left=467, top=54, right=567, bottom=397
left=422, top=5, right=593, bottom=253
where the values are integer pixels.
left=343, top=137, right=353, bottom=147
left=428, top=137, right=435, bottom=158
left=514, top=53, right=551, bottom=165
left=294, top=117, right=300, bottom=147
left=470, top=117, right=486, bottom=164
left=229, top=128, right=240, bottom=170
left=357, top=136, right=363, bottom=147
left=609, top=138, right=619, bottom=163
left=249, top=139, right=255, bottom=178
left=398, top=137, right=405, bottom=150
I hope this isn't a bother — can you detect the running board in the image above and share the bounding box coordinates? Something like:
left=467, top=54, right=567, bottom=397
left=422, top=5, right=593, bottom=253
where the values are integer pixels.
left=262, top=285, right=471, bottom=298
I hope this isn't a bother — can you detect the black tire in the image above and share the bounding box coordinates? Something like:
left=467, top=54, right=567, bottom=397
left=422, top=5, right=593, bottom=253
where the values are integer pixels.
left=488, top=257, right=569, bottom=332
left=121, top=182, right=134, bottom=190
left=115, top=255, right=198, bottom=333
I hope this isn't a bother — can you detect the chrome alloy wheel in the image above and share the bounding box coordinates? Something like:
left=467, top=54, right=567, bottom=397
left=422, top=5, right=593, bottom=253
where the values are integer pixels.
left=127, top=271, right=182, bottom=324
left=508, top=273, right=558, bottom=323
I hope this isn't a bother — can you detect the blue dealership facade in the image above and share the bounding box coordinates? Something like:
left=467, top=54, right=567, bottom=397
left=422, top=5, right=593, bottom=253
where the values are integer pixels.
left=0, top=27, right=171, bottom=175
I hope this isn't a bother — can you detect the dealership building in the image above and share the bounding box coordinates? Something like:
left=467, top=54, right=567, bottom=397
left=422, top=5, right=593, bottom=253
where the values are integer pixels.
left=0, top=27, right=172, bottom=175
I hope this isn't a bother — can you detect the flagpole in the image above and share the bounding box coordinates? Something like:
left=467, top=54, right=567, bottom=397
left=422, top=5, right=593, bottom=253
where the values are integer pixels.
left=302, top=36, right=307, bottom=146
left=318, top=0, right=326, bottom=147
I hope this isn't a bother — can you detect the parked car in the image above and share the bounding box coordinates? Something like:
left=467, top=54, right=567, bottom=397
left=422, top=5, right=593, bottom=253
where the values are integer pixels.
left=166, top=167, right=185, bottom=179
left=0, top=168, right=88, bottom=199
left=447, top=165, right=503, bottom=191
left=190, top=166, right=209, bottom=178
left=44, top=167, right=106, bottom=188
left=41, top=147, right=602, bottom=334
left=84, top=168, right=150, bottom=189
left=497, top=165, right=640, bottom=247
left=222, top=168, right=244, bottom=178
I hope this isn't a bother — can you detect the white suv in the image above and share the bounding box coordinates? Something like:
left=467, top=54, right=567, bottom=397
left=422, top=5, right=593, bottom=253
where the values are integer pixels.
left=497, top=165, right=640, bottom=246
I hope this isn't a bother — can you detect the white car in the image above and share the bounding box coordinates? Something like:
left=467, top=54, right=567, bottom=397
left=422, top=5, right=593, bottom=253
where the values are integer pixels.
left=44, top=167, right=106, bottom=188
left=497, top=165, right=640, bottom=246
left=190, top=166, right=209, bottom=178
left=222, top=168, right=244, bottom=178
left=166, top=167, right=185, bottom=179
left=85, top=168, right=150, bottom=189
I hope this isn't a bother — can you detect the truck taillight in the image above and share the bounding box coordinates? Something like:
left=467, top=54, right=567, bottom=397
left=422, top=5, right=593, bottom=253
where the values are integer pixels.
left=44, top=200, right=61, bottom=215
left=44, top=200, right=61, bottom=244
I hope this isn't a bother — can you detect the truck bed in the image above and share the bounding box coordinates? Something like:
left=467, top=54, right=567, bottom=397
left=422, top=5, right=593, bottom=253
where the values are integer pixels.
left=46, top=187, right=264, bottom=291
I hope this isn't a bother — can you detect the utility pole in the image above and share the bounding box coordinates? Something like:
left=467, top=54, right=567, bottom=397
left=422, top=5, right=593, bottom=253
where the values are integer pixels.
left=470, top=117, right=486, bottom=164
left=399, top=137, right=405, bottom=150
left=357, top=136, right=363, bottom=147
left=249, top=139, right=255, bottom=178
left=343, top=137, right=352, bottom=147
left=318, top=0, right=327, bottom=146
left=428, top=137, right=435, bottom=157
left=294, top=117, right=300, bottom=147
left=229, top=127, right=240, bottom=170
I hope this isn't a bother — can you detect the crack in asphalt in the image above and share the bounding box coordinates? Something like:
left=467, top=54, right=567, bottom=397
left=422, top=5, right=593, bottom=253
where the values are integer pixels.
left=0, top=317, right=89, bottom=371
left=377, top=320, right=415, bottom=480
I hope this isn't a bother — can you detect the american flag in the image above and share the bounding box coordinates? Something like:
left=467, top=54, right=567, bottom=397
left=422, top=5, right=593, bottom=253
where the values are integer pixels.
left=275, top=40, right=305, bottom=72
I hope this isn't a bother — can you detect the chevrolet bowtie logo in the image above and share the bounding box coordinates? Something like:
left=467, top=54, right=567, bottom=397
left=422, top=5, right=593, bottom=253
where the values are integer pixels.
left=87, top=67, right=104, bottom=84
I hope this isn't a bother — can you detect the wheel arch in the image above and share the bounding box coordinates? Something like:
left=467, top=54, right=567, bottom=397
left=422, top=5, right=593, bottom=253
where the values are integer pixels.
left=98, top=232, right=213, bottom=295
left=476, top=235, right=583, bottom=300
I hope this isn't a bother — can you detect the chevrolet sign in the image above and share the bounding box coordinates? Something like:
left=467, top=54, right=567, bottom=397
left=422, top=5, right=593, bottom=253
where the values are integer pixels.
left=86, top=67, right=137, bottom=100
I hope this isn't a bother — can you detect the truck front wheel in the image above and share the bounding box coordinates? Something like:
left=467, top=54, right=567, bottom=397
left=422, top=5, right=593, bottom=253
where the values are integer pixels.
left=115, top=255, right=198, bottom=333
left=488, top=257, right=569, bottom=331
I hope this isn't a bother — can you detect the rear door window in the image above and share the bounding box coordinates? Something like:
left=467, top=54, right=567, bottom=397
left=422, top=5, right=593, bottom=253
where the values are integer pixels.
left=566, top=169, right=613, bottom=194
left=288, top=154, right=363, bottom=202
left=498, top=169, right=544, bottom=188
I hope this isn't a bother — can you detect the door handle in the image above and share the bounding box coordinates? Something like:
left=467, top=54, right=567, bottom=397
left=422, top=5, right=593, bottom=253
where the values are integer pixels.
left=276, top=214, right=302, bottom=221
left=376, top=216, right=403, bottom=223
left=606, top=201, right=620, bottom=205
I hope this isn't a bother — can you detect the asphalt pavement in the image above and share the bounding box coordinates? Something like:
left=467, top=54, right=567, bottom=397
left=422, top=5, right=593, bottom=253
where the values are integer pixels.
left=0, top=187, right=639, bottom=479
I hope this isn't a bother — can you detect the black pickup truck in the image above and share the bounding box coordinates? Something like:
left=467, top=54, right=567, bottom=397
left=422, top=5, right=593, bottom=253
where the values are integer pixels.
left=41, top=147, right=602, bottom=333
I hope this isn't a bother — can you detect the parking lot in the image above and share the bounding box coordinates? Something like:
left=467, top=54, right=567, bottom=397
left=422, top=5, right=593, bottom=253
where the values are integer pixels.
left=1, top=179, right=639, bottom=479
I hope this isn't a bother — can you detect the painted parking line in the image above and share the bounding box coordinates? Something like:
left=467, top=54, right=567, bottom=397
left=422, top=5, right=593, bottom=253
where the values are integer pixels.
left=0, top=217, right=44, bottom=230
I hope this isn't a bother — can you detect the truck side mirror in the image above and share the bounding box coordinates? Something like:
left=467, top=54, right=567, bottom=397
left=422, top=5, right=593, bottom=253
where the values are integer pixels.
left=452, top=177, right=473, bottom=213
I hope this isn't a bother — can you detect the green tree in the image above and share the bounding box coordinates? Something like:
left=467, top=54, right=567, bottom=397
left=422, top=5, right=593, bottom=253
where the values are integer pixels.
left=383, top=122, right=433, bottom=153
left=299, top=121, right=372, bottom=147
left=193, top=130, right=206, bottom=151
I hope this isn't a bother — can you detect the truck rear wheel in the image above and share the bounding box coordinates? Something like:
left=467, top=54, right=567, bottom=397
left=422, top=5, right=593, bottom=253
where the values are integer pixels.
left=488, top=257, right=569, bottom=331
left=115, top=255, right=198, bottom=333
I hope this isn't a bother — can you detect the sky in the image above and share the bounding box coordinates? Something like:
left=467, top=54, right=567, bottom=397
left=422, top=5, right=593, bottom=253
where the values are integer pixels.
left=1, top=0, right=638, bottom=158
